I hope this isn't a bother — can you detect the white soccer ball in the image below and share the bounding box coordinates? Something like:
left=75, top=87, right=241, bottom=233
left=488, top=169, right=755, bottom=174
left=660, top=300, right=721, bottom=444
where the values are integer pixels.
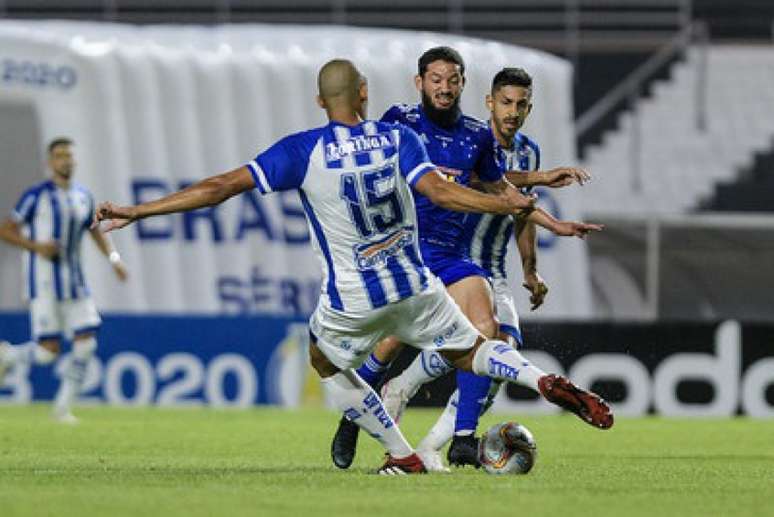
left=478, top=422, right=537, bottom=475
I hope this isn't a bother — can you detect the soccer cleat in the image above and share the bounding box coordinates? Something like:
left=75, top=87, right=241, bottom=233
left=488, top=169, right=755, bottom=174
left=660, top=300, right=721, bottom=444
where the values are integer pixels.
left=380, top=379, right=412, bottom=423
left=417, top=447, right=450, bottom=473
left=377, top=453, right=427, bottom=475
left=538, top=374, right=614, bottom=430
left=447, top=434, right=481, bottom=468
left=331, top=416, right=360, bottom=469
left=52, top=410, right=79, bottom=425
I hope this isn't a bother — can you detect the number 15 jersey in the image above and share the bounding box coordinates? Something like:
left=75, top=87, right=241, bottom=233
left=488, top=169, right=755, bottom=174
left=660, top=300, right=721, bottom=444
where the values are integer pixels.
left=246, top=120, right=436, bottom=313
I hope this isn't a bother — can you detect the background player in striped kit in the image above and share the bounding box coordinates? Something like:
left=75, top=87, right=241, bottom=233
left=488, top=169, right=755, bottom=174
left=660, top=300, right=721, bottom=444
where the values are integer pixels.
left=91, top=59, right=609, bottom=474
left=330, top=48, right=595, bottom=470
left=380, top=67, right=591, bottom=470
left=0, top=138, right=128, bottom=423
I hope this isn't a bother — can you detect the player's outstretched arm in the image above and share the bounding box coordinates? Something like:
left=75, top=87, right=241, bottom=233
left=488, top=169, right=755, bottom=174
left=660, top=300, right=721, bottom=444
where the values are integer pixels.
left=93, top=166, right=255, bottom=232
left=505, top=167, right=591, bottom=188
left=414, top=170, right=535, bottom=216
left=526, top=206, right=603, bottom=238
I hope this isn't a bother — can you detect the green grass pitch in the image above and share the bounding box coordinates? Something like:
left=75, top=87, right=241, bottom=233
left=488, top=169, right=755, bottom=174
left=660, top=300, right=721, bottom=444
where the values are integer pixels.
left=1, top=405, right=772, bottom=517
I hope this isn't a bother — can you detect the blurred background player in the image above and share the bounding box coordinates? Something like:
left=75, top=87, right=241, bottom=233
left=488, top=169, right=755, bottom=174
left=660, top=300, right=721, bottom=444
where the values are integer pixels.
left=381, top=67, right=582, bottom=470
left=330, top=48, right=594, bottom=470
left=92, top=58, right=609, bottom=474
left=0, top=138, right=128, bottom=423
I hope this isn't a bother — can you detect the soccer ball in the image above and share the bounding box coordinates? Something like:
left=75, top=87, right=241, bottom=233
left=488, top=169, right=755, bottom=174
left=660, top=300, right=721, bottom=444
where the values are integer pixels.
left=478, top=422, right=537, bottom=475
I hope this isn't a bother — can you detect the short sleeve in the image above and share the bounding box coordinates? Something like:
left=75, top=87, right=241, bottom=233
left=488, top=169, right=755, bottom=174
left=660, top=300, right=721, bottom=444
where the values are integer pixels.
left=476, top=132, right=504, bottom=182
left=532, top=141, right=541, bottom=171
left=380, top=104, right=405, bottom=125
left=11, top=188, right=39, bottom=224
left=397, top=125, right=435, bottom=187
left=82, top=189, right=95, bottom=229
left=247, top=133, right=312, bottom=194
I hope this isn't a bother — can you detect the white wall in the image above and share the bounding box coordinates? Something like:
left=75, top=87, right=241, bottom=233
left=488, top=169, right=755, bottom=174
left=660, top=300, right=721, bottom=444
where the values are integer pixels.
left=0, top=20, right=592, bottom=318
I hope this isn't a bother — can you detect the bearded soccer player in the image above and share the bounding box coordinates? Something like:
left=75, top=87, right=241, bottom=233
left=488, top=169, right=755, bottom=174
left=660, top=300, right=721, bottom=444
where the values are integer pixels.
left=0, top=138, right=128, bottom=423
left=330, top=48, right=608, bottom=470
left=380, top=67, right=587, bottom=470
left=93, top=59, right=609, bottom=474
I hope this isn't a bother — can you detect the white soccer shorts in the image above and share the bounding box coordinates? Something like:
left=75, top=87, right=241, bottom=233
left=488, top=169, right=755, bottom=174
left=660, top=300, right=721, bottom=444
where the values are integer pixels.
left=310, top=277, right=481, bottom=370
left=492, top=277, right=523, bottom=347
left=30, top=296, right=102, bottom=341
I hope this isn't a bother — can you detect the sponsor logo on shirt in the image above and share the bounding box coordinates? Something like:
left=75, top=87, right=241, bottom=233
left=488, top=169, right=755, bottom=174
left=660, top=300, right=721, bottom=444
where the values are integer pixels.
left=325, top=134, right=395, bottom=161
left=353, top=226, right=415, bottom=271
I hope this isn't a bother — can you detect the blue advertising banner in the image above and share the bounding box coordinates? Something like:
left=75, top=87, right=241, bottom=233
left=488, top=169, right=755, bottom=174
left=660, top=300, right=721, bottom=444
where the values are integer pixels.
left=0, top=313, right=312, bottom=407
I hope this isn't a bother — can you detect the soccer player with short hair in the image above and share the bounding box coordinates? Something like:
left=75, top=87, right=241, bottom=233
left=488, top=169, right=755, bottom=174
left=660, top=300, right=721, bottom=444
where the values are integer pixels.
left=92, top=59, right=610, bottom=474
left=0, top=138, right=128, bottom=423
left=330, top=48, right=601, bottom=470
left=380, top=67, right=585, bottom=470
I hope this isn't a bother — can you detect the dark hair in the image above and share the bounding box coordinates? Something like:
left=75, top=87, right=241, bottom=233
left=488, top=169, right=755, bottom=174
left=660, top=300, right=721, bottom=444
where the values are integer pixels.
left=418, top=46, right=465, bottom=77
left=48, top=137, right=73, bottom=154
left=491, top=67, right=532, bottom=93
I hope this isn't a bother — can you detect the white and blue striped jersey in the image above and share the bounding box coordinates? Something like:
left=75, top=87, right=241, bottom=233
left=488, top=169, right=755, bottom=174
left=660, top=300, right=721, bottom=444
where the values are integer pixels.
left=11, top=180, right=95, bottom=301
left=246, top=120, right=436, bottom=313
left=463, top=132, right=540, bottom=279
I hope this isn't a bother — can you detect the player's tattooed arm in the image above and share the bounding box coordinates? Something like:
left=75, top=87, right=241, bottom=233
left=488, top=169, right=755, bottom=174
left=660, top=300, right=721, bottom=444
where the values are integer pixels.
left=505, top=167, right=591, bottom=188
left=514, top=216, right=547, bottom=310
left=93, top=166, right=255, bottom=232
left=415, top=170, right=535, bottom=215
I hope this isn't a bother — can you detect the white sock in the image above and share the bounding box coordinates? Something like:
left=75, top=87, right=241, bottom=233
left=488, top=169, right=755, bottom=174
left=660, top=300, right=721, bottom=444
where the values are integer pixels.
left=0, top=341, right=56, bottom=367
left=417, top=389, right=458, bottom=452
left=321, top=369, right=413, bottom=459
left=472, top=340, right=545, bottom=391
left=54, top=337, right=96, bottom=415
left=391, top=350, right=454, bottom=400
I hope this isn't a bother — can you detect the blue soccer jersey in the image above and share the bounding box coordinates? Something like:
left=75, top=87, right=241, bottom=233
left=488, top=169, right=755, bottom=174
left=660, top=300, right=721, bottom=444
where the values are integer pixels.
left=246, top=120, right=435, bottom=313
left=380, top=104, right=503, bottom=252
left=463, top=131, right=541, bottom=279
left=11, top=180, right=96, bottom=301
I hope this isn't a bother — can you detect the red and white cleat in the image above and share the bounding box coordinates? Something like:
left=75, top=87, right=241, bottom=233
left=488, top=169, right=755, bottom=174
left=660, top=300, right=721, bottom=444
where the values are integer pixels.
left=538, top=374, right=614, bottom=430
left=377, top=453, right=427, bottom=475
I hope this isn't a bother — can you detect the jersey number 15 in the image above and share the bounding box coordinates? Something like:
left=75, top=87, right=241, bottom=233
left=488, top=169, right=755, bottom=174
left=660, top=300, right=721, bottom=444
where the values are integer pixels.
left=340, top=166, right=405, bottom=238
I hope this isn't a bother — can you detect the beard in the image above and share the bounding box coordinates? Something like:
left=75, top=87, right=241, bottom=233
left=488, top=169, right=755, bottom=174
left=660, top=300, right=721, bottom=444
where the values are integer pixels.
left=421, top=91, right=462, bottom=128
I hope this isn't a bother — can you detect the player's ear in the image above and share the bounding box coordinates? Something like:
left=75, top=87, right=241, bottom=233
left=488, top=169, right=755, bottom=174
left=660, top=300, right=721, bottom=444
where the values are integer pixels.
left=414, top=74, right=422, bottom=92
left=485, top=94, right=494, bottom=112
left=316, top=95, right=326, bottom=109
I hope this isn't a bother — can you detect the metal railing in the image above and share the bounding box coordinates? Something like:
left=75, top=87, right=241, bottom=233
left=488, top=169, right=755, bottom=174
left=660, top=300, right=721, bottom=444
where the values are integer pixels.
left=575, top=20, right=708, bottom=192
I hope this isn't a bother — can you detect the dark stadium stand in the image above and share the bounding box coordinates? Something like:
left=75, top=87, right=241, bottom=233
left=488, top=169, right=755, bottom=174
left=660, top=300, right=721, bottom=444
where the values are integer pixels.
left=702, top=141, right=774, bottom=212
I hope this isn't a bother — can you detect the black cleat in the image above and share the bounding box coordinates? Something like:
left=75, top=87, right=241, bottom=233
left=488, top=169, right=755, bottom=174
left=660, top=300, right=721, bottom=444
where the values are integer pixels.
left=447, top=434, right=481, bottom=468
left=331, top=416, right=360, bottom=469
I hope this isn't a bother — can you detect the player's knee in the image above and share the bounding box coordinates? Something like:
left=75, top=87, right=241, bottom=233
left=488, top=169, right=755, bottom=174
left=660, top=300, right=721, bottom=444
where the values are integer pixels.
left=374, top=336, right=404, bottom=363
left=470, top=317, right=498, bottom=339
left=307, top=339, right=339, bottom=378
left=73, top=334, right=97, bottom=359
left=37, top=339, right=61, bottom=363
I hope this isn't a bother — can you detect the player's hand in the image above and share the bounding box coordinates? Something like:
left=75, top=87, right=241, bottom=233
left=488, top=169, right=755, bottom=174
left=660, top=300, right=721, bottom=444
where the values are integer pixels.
left=504, top=189, right=537, bottom=211
left=112, top=261, right=129, bottom=282
left=92, top=202, right=138, bottom=233
left=523, top=272, right=548, bottom=311
left=546, top=167, right=591, bottom=187
left=552, top=221, right=603, bottom=238
left=34, top=241, right=60, bottom=260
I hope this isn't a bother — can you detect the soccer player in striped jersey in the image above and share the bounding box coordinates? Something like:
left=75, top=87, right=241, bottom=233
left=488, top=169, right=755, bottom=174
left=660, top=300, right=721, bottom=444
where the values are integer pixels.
left=330, top=49, right=601, bottom=470
left=379, top=67, right=592, bottom=470
left=92, top=59, right=609, bottom=474
left=0, top=138, right=128, bottom=423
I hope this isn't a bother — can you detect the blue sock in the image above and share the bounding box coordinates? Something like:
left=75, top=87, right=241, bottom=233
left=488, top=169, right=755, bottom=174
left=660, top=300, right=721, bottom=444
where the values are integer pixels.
left=355, top=353, right=390, bottom=390
left=454, top=370, right=493, bottom=435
